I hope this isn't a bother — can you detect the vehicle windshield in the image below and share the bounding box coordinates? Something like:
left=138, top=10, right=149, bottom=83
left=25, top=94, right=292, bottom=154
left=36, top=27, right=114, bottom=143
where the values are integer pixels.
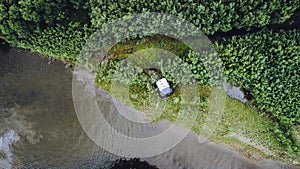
left=161, top=87, right=172, bottom=94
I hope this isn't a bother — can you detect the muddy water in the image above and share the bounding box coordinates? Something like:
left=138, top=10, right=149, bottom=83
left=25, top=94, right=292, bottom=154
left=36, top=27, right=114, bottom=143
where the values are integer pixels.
left=0, top=48, right=298, bottom=169
left=0, top=48, right=117, bottom=168
left=223, top=83, right=248, bottom=103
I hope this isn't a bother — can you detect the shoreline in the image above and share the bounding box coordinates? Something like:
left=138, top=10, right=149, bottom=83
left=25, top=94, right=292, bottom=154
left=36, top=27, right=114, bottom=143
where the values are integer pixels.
left=74, top=65, right=298, bottom=168
left=1, top=48, right=298, bottom=168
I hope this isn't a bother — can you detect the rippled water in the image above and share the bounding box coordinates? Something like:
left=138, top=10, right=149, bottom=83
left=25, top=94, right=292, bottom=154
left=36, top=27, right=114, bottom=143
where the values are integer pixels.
left=0, top=48, right=298, bottom=169
left=0, top=130, right=20, bottom=169
left=0, top=48, right=117, bottom=168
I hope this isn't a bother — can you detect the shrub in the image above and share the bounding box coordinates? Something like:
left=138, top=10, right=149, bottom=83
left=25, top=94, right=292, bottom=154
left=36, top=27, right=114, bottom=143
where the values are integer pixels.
left=215, top=29, right=300, bottom=151
left=87, top=0, right=299, bottom=35
left=0, top=0, right=90, bottom=55
left=18, top=22, right=91, bottom=61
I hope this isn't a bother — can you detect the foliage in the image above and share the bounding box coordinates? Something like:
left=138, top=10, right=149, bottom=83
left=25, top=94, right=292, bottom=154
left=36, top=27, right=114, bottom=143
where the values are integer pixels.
left=1, top=0, right=299, bottom=63
left=216, top=29, right=300, bottom=151
left=18, top=22, right=91, bottom=61
left=87, top=0, right=299, bottom=35
left=96, top=28, right=300, bottom=152
left=0, top=0, right=91, bottom=59
left=96, top=54, right=193, bottom=88
left=128, top=72, right=152, bottom=106
left=1, top=0, right=65, bottom=41
left=182, top=49, right=225, bottom=86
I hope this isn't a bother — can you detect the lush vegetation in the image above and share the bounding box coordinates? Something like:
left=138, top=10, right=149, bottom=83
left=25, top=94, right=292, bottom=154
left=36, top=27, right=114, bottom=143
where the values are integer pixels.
left=96, top=29, right=300, bottom=153
left=88, top=0, right=299, bottom=34
left=0, top=0, right=299, bottom=159
left=1, top=0, right=299, bottom=58
left=0, top=0, right=90, bottom=61
left=216, top=29, right=300, bottom=152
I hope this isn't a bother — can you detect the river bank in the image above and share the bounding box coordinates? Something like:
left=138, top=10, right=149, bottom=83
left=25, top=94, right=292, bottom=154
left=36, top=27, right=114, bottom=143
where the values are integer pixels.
left=95, top=38, right=299, bottom=163
left=0, top=47, right=299, bottom=168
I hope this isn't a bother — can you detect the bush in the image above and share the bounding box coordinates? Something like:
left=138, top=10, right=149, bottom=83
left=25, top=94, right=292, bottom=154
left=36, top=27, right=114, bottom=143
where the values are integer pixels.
left=1, top=0, right=299, bottom=62
left=18, top=22, right=91, bottom=61
left=0, top=0, right=90, bottom=53
left=215, top=29, right=300, bottom=151
left=87, top=0, right=300, bottom=34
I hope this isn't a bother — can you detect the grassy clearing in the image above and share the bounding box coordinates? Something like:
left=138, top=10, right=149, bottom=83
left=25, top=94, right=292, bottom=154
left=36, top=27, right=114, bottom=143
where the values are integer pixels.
left=189, top=86, right=296, bottom=162
left=108, top=35, right=189, bottom=58
left=96, top=35, right=298, bottom=162
left=98, top=75, right=294, bottom=161
left=212, top=94, right=285, bottom=160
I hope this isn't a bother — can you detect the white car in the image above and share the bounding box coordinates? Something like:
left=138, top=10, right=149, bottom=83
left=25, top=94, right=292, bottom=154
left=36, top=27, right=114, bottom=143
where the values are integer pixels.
left=155, top=78, right=173, bottom=98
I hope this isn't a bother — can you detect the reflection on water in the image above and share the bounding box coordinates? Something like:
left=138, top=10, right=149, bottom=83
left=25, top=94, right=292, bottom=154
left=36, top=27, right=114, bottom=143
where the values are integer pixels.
left=111, top=158, right=158, bottom=169
left=0, top=48, right=298, bottom=169
left=0, top=130, right=19, bottom=169
left=223, top=83, right=248, bottom=103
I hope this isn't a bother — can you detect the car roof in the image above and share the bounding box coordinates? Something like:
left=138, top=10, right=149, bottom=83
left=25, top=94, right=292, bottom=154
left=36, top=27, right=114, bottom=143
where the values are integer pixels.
left=156, top=78, right=170, bottom=91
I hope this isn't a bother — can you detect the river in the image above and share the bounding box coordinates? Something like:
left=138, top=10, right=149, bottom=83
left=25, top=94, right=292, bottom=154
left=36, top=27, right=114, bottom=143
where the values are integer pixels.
left=0, top=48, right=298, bottom=169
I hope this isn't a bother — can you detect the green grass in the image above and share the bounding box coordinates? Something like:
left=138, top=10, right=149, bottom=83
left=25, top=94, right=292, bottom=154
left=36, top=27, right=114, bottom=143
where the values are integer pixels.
left=95, top=35, right=298, bottom=162
left=189, top=86, right=287, bottom=159
left=108, top=35, right=189, bottom=59
left=97, top=77, right=294, bottom=161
